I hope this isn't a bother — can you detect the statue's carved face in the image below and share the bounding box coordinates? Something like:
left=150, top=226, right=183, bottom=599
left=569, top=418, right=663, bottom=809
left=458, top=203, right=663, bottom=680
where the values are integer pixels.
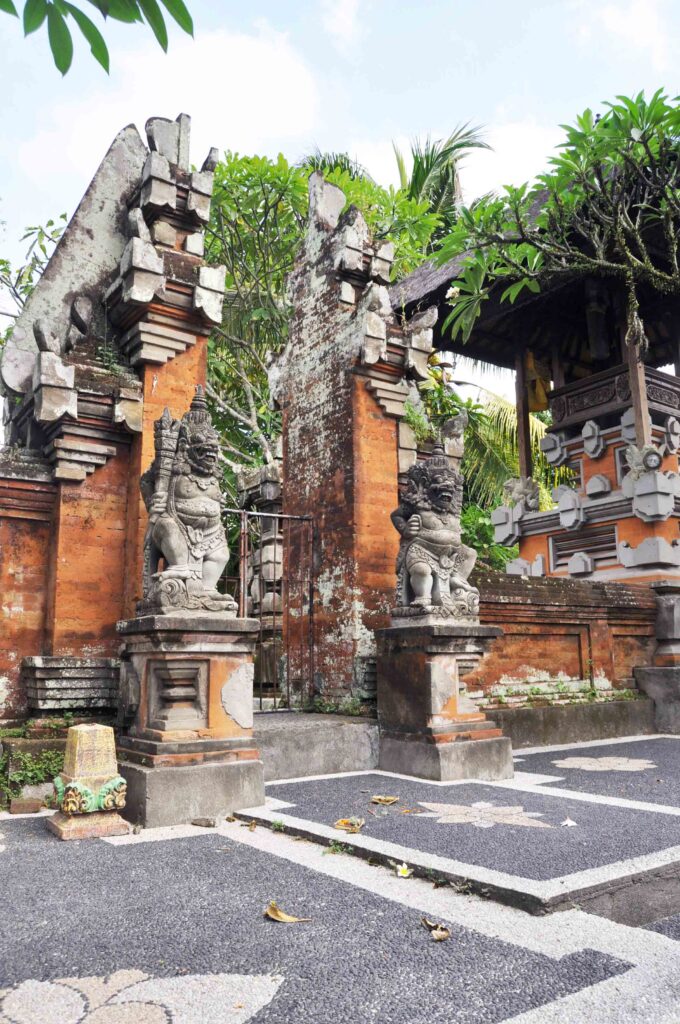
left=186, top=432, right=219, bottom=475
left=427, top=472, right=456, bottom=511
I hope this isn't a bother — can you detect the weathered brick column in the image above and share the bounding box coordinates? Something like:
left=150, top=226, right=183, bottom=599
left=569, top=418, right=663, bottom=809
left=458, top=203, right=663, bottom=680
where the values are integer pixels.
left=271, top=175, right=440, bottom=700
left=0, top=114, right=225, bottom=719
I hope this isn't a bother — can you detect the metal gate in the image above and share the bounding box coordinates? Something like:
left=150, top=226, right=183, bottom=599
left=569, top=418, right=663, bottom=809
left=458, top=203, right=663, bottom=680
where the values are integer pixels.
left=222, top=508, right=314, bottom=710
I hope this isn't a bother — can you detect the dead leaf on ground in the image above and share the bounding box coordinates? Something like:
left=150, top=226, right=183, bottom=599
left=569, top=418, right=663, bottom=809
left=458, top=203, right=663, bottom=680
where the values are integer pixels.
left=334, top=817, right=365, bottom=834
left=367, top=856, right=382, bottom=867
left=239, top=819, right=257, bottom=831
left=371, top=795, right=399, bottom=805
left=225, top=815, right=236, bottom=823
left=421, top=917, right=451, bottom=941
left=264, top=900, right=311, bottom=923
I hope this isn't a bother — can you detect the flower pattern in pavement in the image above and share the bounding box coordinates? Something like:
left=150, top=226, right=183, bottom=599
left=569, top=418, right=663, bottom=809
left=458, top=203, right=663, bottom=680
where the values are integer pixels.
left=418, top=800, right=552, bottom=829
left=551, top=756, right=657, bottom=773
left=0, top=970, right=284, bottom=1023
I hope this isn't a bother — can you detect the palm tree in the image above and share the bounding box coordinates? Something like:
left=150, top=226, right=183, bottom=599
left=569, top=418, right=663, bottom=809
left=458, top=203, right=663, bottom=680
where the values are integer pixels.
left=298, top=149, right=372, bottom=181
left=394, top=125, right=490, bottom=241
left=413, top=363, right=562, bottom=509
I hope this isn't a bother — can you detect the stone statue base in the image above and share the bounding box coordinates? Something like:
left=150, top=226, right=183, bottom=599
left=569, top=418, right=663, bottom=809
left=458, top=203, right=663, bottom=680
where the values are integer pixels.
left=375, top=621, right=513, bottom=782
left=116, top=613, right=265, bottom=827
left=47, top=810, right=130, bottom=841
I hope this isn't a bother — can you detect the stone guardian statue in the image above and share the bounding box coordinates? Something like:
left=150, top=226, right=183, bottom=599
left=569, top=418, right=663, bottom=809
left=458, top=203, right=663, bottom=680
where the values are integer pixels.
left=139, top=386, right=237, bottom=614
left=391, top=441, right=479, bottom=621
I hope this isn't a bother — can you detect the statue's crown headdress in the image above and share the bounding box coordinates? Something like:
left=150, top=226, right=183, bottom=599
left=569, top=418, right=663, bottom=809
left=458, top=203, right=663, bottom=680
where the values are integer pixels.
left=179, top=385, right=218, bottom=443
left=427, top=441, right=450, bottom=474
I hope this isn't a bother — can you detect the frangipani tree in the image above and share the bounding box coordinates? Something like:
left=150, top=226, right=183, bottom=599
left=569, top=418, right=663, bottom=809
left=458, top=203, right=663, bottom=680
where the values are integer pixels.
left=437, top=91, right=680, bottom=372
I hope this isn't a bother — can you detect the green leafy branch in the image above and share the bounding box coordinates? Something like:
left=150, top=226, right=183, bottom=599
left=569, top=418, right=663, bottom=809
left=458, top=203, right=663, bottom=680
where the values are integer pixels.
left=0, top=0, right=193, bottom=74
left=437, top=90, right=680, bottom=349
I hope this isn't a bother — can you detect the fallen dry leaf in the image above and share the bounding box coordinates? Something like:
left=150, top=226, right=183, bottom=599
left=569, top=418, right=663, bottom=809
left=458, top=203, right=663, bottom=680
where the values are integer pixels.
left=421, top=917, right=451, bottom=941
left=239, top=819, right=257, bottom=832
left=371, top=795, right=399, bottom=805
left=334, top=817, right=365, bottom=834
left=264, top=900, right=311, bottom=923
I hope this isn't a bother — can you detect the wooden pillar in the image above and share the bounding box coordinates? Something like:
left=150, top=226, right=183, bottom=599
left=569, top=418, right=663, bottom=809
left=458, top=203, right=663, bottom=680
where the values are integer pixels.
left=625, top=335, right=652, bottom=448
left=515, top=350, right=532, bottom=479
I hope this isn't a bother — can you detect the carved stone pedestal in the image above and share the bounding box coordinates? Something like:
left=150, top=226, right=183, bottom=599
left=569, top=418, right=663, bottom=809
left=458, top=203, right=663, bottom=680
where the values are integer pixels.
left=376, top=622, right=513, bottom=781
left=116, top=613, right=265, bottom=827
left=47, top=723, right=130, bottom=840
left=635, top=581, right=680, bottom=733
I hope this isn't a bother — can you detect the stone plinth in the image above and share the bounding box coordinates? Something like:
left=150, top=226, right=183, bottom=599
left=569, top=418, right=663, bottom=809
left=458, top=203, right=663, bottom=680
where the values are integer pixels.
left=376, top=622, right=513, bottom=781
left=634, top=581, right=680, bottom=733
left=116, top=613, right=265, bottom=826
left=48, top=723, right=130, bottom=840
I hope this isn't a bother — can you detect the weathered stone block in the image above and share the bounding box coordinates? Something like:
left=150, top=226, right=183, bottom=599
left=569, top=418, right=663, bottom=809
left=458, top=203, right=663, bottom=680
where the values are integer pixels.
left=47, top=810, right=130, bottom=840
left=379, top=734, right=513, bottom=782
left=120, top=758, right=264, bottom=828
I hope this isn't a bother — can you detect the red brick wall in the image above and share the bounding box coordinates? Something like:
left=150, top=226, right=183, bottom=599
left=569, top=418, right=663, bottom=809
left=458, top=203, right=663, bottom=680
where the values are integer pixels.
left=0, top=477, right=55, bottom=720
left=44, top=441, right=132, bottom=657
left=466, top=570, right=657, bottom=691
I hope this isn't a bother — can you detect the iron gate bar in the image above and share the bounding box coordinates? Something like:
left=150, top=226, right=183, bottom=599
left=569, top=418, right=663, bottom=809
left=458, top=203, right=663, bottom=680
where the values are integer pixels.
left=222, top=508, right=314, bottom=712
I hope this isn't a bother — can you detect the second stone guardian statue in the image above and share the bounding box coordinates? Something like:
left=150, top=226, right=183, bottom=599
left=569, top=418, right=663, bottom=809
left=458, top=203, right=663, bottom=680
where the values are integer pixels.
left=391, top=438, right=479, bottom=622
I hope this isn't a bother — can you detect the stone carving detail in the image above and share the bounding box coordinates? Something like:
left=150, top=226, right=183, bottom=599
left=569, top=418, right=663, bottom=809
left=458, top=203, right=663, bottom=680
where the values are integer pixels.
left=619, top=537, right=680, bottom=568
left=615, top=373, right=631, bottom=402
left=53, top=774, right=127, bottom=814
left=391, top=442, right=479, bottom=621
left=553, top=484, right=585, bottom=530
left=139, top=385, right=237, bottom=615
left=666, top=416, right=680, bottom=454
left=582, top=419, right=605, bottom=458
left=502, top=476, right=540, bottom=512
left=647, top=382, right=680, bottom=408
left=540, top=432, right=567, bottom=466
left=625, top=444, right=664, bottom=481
left=506, top=554, right=546, bottom=577
left=550, top=396, right=567, bottom=424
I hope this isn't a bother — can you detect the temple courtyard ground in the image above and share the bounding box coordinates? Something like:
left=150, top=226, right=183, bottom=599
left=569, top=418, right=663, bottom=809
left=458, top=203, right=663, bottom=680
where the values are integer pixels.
left=3, top=735, right=680, bottom=1022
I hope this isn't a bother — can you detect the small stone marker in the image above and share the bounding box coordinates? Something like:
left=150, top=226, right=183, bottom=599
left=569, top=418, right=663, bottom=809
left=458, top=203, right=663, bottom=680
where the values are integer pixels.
left=47, top=724, right=130, bottom=840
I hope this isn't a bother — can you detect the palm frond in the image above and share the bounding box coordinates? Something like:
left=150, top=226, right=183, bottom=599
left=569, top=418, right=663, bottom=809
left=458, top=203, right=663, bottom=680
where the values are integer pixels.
left=298, top=149, right=372, bottom=181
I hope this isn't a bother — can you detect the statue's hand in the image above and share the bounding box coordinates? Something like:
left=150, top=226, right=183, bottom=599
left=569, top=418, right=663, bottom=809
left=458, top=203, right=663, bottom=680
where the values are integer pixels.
left=150, top=492, right=167, bottom=516
left=404, top=514, right=421, bottom=538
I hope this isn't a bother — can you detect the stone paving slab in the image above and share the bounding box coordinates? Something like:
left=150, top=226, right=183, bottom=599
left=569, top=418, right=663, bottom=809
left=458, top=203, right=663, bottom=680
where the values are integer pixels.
left=0, top=816, right=632, bottom=1024
left=240, top=744, right=680, bottom=919
left=263, top=773, right=680, bottom=882
left=514, top=736, right=680, bottom=806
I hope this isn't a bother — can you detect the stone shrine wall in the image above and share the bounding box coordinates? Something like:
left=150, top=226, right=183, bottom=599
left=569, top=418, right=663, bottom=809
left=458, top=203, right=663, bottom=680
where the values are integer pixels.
left=0, top=114, right=224, bottom=722
left=468, top=570, right=657, bottom=693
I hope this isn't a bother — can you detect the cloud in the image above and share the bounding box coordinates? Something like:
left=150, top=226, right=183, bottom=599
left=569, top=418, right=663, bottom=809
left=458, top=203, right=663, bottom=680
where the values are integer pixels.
left=321, top=0, right=362, bottom=56
left=461, top=119, right=563, bottom=199
left=16, top=24, right=319, bottom=195
left=572, top=0, right=671, bottom=71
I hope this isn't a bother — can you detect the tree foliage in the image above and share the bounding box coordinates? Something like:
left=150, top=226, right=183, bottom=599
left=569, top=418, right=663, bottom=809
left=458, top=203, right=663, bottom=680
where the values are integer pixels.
left=1, top=0, right=193, bottom=74
left=203, top=151, right=442, bottom=490
left=394, top=125, right=490, bottom=244
left=404, top=362, right=558, bottom=509
left=437, top=90, right=680, bottom=347
left=0, top=214, right=66, bottom=349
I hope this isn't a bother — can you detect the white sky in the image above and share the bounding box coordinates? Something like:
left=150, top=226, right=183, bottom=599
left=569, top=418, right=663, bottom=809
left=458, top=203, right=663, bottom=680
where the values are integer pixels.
left=0, top=0, right=678, bottom=399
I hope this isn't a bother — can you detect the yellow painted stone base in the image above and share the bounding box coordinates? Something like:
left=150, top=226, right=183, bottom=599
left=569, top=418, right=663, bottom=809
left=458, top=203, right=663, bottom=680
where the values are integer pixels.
left=47, top=811, right=131, bottom=841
